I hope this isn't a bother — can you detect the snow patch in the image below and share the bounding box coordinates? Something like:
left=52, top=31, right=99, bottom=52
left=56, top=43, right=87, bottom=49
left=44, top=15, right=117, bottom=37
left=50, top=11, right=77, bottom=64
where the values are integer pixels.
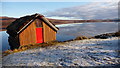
left=47, top=16, right=83, bottom=20
left=56, top=23, right=83, bottom=27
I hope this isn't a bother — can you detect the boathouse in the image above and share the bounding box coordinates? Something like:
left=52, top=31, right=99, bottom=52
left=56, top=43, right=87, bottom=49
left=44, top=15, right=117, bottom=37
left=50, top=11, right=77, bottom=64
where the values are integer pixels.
left=6, top=13, right=59, bottom=50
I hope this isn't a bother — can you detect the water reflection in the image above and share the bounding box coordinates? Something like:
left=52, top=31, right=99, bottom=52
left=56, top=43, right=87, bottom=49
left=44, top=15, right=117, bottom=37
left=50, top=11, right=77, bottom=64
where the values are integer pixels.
left=56, top=22, right=118, bottom=41
left=0, top=31, right=10, bottom=51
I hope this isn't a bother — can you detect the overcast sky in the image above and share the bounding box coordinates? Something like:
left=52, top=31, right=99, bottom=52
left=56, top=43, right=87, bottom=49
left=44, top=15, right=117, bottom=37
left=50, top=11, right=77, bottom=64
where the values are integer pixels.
left=1, top=2, right=119, bottom=20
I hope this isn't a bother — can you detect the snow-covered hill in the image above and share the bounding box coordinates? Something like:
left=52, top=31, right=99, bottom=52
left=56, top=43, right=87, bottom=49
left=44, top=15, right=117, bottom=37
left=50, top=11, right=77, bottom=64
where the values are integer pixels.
left=3, top=37, right=120, bottom=66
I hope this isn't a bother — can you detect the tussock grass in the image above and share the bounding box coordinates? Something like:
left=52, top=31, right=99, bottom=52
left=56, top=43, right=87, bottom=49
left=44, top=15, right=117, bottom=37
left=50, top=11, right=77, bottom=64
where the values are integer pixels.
left=74, top=36, right=88, bottom=40
left=94, top=31, right=120, bottom=39
left=2, top=41, right=65, bottom=57
left=115, top=31, right=120, bottom=36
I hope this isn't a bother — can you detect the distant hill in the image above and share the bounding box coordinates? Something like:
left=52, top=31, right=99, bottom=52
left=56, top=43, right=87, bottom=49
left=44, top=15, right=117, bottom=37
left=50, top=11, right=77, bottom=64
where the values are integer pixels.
left=0, top=17, right=16, bottom=31
left=0, top=16, right=119, bottom=31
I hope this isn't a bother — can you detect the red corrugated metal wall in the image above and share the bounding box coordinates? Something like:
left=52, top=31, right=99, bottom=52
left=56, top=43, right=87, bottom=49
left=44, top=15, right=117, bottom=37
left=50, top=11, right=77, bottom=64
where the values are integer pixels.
left=36, top=27, right=43, bottom=43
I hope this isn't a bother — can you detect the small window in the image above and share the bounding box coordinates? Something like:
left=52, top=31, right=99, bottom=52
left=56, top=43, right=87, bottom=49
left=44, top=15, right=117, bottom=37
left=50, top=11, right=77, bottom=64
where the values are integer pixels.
left=35, top=19, right=42, bottom=27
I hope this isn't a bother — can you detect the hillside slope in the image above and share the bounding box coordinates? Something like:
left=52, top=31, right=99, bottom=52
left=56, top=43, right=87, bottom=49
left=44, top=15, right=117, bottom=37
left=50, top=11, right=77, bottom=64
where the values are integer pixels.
left=2, top=37, right=120, bottom=66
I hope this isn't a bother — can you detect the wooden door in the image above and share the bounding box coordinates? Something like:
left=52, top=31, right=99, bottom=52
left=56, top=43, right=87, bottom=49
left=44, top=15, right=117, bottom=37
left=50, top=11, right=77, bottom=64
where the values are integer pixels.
left=36, top=27, right=43, bottom=43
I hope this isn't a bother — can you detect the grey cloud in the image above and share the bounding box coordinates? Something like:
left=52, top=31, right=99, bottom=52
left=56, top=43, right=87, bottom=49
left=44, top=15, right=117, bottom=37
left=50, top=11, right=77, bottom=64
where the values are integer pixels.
left=45, top=2, right=118, bottom=19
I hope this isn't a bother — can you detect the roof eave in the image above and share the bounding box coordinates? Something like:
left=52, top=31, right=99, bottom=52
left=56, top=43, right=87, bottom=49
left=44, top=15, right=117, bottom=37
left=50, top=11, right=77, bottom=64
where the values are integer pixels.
left=40, top=16, right=59, bottom=31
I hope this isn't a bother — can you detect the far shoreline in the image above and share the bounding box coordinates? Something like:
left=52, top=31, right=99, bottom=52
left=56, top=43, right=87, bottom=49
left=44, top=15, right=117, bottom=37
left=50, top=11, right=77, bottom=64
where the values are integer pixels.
left=0, top=21, right=118, bottom=31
